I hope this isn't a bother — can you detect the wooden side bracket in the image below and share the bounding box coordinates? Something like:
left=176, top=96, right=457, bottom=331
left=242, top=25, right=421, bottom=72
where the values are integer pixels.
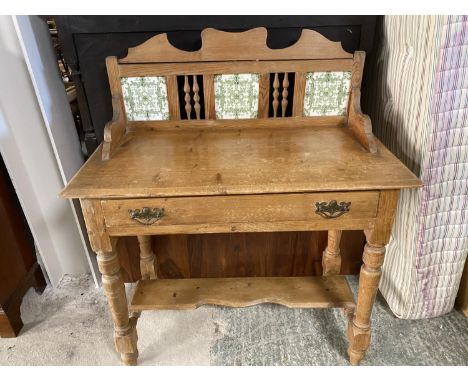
left=102, top=56, right=128, bottom=161
left=348, top=89, right=377, bottom=154
left=102, top=95, right=127, bottom=160
left=348, top=51, right=377, bottom=154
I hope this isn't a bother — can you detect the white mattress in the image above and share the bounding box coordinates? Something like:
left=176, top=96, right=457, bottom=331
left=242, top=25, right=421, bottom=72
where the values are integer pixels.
left=364, top=15, right=468, bottom=318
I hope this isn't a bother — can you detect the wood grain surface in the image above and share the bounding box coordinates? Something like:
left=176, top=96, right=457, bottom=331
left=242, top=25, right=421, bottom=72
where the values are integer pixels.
left=101, top=191, right=379, bottom=235
left=62, top=126, right=421, bottom=199
left=120, top=27, right=353, bottom=63
left=130, top=276, right=355, bottom=310
left=116, top=230, right=366, bottom=282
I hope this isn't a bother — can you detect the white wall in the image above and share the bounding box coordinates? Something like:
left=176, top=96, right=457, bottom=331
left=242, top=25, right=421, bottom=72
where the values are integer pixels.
left=0, top=15, right=91, bottom=286
left=13, top=15, right=100, bottom=285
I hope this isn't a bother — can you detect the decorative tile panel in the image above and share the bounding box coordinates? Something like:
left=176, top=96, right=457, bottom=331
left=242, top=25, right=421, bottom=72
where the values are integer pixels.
left=120, top=76, right=169, bottom=121
left=214, top=74, right=259, bottom=119
left=303, top=71, right=352, bottom=116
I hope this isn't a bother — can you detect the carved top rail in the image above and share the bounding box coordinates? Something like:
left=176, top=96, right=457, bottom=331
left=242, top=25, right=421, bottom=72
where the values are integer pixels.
left=119, top=28, right=353, bottom=63
left=102, top=27, right=376, bottom=160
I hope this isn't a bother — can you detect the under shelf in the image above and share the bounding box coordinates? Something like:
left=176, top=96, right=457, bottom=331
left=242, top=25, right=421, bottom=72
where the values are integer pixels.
left=129, top=276, right=355, bottom=311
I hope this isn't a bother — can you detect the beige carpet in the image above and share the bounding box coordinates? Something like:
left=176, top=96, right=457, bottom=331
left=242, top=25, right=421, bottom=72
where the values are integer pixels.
left=1, top=274, right=467, bottom=365
left=0, top=275, right=215, bottom=365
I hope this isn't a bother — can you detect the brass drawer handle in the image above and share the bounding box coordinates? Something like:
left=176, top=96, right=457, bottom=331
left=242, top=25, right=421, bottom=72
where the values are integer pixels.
left=128, top=207, right=165, bottom=225
left=315, top=200, right=351, bottom=219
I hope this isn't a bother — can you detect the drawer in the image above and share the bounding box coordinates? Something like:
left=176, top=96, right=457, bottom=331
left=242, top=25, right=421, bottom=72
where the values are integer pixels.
left=101, top=191, right=380, bottom=235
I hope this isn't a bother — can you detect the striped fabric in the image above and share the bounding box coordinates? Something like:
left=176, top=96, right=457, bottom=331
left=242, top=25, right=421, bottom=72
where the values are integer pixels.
left=364, top=15, right=468, bottom=319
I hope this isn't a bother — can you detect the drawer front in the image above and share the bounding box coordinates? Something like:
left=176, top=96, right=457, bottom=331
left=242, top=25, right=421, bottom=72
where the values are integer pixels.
left=101, top=191, right=380, bottom=235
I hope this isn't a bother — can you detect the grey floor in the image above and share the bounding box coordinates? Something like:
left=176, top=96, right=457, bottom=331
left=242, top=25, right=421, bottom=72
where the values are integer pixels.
left=0, top=274, right=467, bottom=366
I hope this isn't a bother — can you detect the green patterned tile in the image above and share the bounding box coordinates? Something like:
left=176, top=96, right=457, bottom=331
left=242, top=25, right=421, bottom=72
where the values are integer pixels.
left=303, top=71, right=351, bottom=116
left=215, top=74, right=259, bottom=119
left=120, top=76, right=169, bottom=121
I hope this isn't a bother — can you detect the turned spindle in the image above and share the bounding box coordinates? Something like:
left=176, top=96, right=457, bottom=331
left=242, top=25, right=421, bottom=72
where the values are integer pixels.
left=137, top=235, right=157, bottom=280
left=281, top=73, right=289, bottom=117
left=193, top=75, right=201, bottom=120
left=322, top=230, right=342, bottom=276
left=184, top=75, right=192, bottom=119
left=272, top=72, right=280, bottom=117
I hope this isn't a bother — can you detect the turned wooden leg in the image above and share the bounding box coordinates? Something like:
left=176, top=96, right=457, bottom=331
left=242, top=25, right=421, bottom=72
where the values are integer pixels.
left=97, top=250, right=138, bottom=365
left=137, top=235, right=157, bottom=280
left=322, top=230, right=342, bottom=276
left=347, top=190, right=399, bottom=365
left=347, top=241, right=385, bottom=365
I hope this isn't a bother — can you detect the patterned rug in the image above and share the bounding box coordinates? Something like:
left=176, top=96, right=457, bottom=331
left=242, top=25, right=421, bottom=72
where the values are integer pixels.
left=211, top=277, right=468, bottom=365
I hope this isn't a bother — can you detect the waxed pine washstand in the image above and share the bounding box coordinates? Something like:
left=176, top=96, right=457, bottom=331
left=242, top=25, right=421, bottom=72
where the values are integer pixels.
left=61, top=28, right=422, bottom=365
